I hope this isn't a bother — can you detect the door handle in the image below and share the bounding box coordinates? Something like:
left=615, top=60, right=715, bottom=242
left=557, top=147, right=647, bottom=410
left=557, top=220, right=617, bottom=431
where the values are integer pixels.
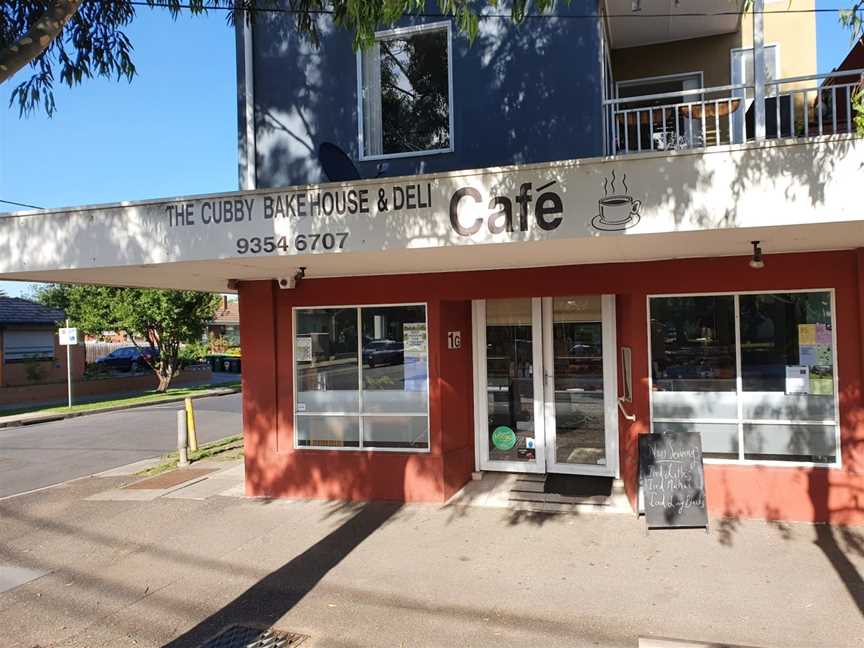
left=617, top=397, right=636, bottom=421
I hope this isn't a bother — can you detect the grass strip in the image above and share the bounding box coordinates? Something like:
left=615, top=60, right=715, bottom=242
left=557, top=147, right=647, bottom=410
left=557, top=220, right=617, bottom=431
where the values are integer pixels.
left=136, top=434, right=244, bottom=477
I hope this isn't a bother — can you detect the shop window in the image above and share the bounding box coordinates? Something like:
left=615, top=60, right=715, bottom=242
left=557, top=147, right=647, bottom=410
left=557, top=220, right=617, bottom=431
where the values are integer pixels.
left=649, top=291, right=838, bottom=466
left=294, top=304, right=429, bottom=450
left=358, top=22, right=453, bottom=160
left=3, top=329, right=55, bottom=363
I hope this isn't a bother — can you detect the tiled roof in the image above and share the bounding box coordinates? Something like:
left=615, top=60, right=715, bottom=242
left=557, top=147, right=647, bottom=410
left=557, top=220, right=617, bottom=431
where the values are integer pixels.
left=0, top=297, right=65, bottom=325
left=210, top=301, right=240, bottom=325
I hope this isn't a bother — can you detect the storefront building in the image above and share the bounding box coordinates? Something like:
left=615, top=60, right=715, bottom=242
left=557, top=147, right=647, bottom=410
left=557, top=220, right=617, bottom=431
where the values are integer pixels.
left=1, top=1, right=863, bottom=523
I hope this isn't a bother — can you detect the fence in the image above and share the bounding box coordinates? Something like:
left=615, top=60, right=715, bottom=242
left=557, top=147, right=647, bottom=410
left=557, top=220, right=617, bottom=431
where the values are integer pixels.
left=85, top=341, right=131, bottom=364
left=604, top=69, right=864, bottom=156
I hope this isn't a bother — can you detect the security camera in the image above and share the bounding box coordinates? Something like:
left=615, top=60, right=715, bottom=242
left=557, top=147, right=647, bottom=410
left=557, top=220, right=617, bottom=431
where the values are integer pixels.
left=276, top=267, right=306, bottom=290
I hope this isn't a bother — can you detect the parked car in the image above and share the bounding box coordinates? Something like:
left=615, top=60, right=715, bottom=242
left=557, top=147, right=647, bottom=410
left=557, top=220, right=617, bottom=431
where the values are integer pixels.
left=95, top=346, right=159, bottom=372
left=362, top=340, right=403, bottom=368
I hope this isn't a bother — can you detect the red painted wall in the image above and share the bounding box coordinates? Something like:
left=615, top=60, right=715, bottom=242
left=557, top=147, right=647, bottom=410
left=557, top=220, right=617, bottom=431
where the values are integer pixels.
left=239, top=249, right=864, bottom=523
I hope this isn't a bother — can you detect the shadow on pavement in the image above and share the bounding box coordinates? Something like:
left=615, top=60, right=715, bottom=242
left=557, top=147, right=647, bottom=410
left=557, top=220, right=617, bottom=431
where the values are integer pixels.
left=161, top=501, right=402, bottom=648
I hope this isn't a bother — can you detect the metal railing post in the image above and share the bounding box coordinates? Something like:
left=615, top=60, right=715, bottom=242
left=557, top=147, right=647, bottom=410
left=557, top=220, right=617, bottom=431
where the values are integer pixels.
left=753, top=0, right=766, bottom=141
left=177, top=410, right=189, bottom=467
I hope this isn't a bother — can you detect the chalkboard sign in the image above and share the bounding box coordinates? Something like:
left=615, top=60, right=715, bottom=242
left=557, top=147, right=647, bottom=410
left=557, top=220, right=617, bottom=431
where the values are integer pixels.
left=639, top=432, right=708, bottom=529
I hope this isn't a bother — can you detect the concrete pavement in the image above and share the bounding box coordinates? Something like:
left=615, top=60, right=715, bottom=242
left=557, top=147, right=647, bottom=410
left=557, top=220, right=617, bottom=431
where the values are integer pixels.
left=0, top=465, right=862, bottom=648
left=0, top=393, right=241, bottom=498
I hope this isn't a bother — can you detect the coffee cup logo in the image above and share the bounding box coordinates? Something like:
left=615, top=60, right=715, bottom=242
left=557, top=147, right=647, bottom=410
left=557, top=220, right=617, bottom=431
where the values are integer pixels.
left=592, top=170, right=641, bottom=231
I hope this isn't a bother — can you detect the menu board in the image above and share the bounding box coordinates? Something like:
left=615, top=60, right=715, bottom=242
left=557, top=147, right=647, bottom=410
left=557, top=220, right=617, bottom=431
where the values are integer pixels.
left=639, top=432, right=708, bottom=529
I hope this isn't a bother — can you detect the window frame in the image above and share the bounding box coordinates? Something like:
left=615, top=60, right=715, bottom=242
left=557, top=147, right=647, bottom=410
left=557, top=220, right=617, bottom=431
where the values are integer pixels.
left=2, top=328, right=56, bottom=363
left=646, top=288, right=841, bottom=469
left=355, top=21, right=455, bottom=162
left=292, top=302, right=431, bottom=453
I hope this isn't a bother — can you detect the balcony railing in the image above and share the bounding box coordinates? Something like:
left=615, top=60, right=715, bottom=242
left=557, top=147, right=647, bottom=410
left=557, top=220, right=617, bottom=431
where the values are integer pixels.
left=603, top=69, right=863, bottom=156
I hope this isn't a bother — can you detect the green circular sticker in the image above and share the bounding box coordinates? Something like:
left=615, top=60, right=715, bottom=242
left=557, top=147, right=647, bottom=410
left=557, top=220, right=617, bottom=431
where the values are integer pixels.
left=491, top=426, right=517, bottom=451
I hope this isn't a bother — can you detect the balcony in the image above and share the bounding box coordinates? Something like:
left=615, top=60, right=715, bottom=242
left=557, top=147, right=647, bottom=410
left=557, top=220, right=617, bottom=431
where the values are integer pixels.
left=603, top=69, right=863, bottom=155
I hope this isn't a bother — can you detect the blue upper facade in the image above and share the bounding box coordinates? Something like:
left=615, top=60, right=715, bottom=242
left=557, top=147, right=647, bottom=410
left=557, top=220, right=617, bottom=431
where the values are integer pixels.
left=242, top=2, right=605, bottom=189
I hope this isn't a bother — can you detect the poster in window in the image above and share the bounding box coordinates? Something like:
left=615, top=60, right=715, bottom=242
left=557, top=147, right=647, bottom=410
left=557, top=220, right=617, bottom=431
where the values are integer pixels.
left=403, top=323, right=427, bottom=392
left=810, top=367, right=834, bottom=395
left=798, top=324, right=817, bottom=346
left=816, top=323, right=832, bottom=345
left=785, top=365, right=810, bottom=394
left=815, top=344, right=833, bottom=367
left=403, top=323, right=427, bottom=353
left=296, top=337, right=313, bottom=362
left=799, top=345, right=817, bottom=367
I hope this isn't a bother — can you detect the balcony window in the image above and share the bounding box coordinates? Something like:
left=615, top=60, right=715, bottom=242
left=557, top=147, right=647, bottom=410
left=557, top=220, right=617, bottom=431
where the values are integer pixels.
left=649, top=291, right=839, bottom=466
left=358, top=22, right=453, bottom=160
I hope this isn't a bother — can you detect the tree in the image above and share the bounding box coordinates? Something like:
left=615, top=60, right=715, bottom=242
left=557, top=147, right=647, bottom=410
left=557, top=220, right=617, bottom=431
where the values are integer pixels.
left=0, top=0, right=513, bottom=116
left=34, top=284, right=220, bottom=392
left=1, top=1, right=862, bottom=124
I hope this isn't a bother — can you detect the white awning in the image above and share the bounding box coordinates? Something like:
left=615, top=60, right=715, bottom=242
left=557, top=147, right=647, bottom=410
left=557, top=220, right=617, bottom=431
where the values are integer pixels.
left=0, top=136, right=861, bottom=293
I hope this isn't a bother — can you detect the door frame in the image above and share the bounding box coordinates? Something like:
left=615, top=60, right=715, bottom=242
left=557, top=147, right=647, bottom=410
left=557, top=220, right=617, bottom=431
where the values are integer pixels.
left=472, top=298, right=547, bottom=474
left=541, top=295, right=619, bottom=477
left=472, top=296, right=619, bottom=477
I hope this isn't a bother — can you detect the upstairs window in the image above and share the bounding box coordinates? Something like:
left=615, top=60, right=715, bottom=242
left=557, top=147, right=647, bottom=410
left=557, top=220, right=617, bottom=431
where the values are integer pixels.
left=358, top=22, right=453, bottom=160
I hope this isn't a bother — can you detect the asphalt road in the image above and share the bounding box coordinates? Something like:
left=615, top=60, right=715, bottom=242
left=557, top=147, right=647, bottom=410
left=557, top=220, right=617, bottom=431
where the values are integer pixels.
left=0, top=393, right=242, bottom=499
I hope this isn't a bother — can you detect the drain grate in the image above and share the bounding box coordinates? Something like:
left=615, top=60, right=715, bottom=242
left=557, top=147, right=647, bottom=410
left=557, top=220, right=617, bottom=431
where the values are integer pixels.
left=198, top=624, right=308, bottom=648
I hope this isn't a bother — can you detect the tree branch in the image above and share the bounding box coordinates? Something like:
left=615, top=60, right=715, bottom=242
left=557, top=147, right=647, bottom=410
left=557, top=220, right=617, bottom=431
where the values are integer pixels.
left=0, top=0, right=84, bottom=85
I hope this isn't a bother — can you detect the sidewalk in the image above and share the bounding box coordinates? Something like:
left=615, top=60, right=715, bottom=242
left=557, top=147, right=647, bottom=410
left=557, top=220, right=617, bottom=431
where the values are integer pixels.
left=1, top=463, right=863, bottom=648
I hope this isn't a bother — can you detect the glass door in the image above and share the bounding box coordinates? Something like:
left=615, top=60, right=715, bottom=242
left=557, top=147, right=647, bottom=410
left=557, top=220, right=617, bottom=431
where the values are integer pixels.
left=474, top=298, right=546, bottom=473
left=542, top=296, right=618, bottom=476
left=472, top=295, right=618, bottom=476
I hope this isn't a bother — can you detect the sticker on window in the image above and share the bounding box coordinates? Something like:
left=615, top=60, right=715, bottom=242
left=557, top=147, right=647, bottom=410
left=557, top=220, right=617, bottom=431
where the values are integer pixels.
left=296, top=337, right=313, bottom=362
left=403, top=323, right=427, bottom=352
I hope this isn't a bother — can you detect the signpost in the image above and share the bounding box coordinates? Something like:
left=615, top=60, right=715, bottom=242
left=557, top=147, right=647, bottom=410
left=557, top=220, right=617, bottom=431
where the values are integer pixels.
left=58, top=320, right=78, bottom=408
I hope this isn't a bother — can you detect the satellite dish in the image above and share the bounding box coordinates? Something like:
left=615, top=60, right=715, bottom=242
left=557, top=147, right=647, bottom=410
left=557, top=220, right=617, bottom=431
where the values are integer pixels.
left=319, top=142, right=362, bottom=182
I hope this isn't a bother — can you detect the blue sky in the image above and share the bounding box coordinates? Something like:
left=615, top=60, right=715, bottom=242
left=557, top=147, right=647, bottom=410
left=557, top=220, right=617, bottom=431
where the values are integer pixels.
left=0, top=3, right=859, bottom=298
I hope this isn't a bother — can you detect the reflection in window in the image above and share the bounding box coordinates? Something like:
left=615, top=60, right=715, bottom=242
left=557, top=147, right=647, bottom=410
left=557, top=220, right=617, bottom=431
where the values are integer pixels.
left=649, top=292, right=838, bottom=465
left=650, top=296, right=736, bottom=392
left=739, top=292, right=836, bottom=462
left=485, top=298, right=535, bottom=463
left=295, top=308, right=359, bottom=419
left=739, top=292, right=833, bottom=392
left=295, top=305, right=429, bottom=450
left=361, top=25, right=451, bottom=157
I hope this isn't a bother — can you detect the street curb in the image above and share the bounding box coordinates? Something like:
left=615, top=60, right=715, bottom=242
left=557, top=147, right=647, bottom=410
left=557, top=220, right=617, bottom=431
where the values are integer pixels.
left=0, top=386, right=241, bottom=429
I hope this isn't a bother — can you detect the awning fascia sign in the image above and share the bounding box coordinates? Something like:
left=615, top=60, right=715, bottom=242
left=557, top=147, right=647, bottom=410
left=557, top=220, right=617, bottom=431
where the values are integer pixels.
left=0, top=136, right=861, bottom=279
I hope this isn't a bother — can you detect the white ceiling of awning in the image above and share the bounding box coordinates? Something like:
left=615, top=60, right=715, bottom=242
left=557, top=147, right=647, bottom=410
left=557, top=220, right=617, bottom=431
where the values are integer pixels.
left=604, top=0, right=745, bottom=49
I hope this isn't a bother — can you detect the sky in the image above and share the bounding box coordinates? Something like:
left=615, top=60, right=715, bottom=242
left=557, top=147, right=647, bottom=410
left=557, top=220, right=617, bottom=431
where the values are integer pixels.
left=0, top=2, right=859, bottom=299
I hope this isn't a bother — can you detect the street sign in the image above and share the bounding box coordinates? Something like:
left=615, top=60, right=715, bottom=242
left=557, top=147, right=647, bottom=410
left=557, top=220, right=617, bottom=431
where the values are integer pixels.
left=58, top=327, right=78, bottom=346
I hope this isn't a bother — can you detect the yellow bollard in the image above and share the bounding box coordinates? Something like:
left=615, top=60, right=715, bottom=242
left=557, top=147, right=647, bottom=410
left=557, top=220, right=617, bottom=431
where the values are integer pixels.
left=185, top=397, right=199, bottom=452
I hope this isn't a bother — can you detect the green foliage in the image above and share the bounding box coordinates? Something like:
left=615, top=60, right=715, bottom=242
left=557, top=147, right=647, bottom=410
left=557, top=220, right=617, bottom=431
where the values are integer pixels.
left=34, top=284, right=220, bottom=391
left=853, top=86, right=864, bottom=136
left=33, top=283, right=114, bottom=336
left=23, top=356, right=48, bottom=383
left=379, top=28, right=450, bottom=153
left=2, top=0, right=558, bottom=116
left=839, top=2, right=864, bottom=41
left=179, top=341, right=210, bottom=367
